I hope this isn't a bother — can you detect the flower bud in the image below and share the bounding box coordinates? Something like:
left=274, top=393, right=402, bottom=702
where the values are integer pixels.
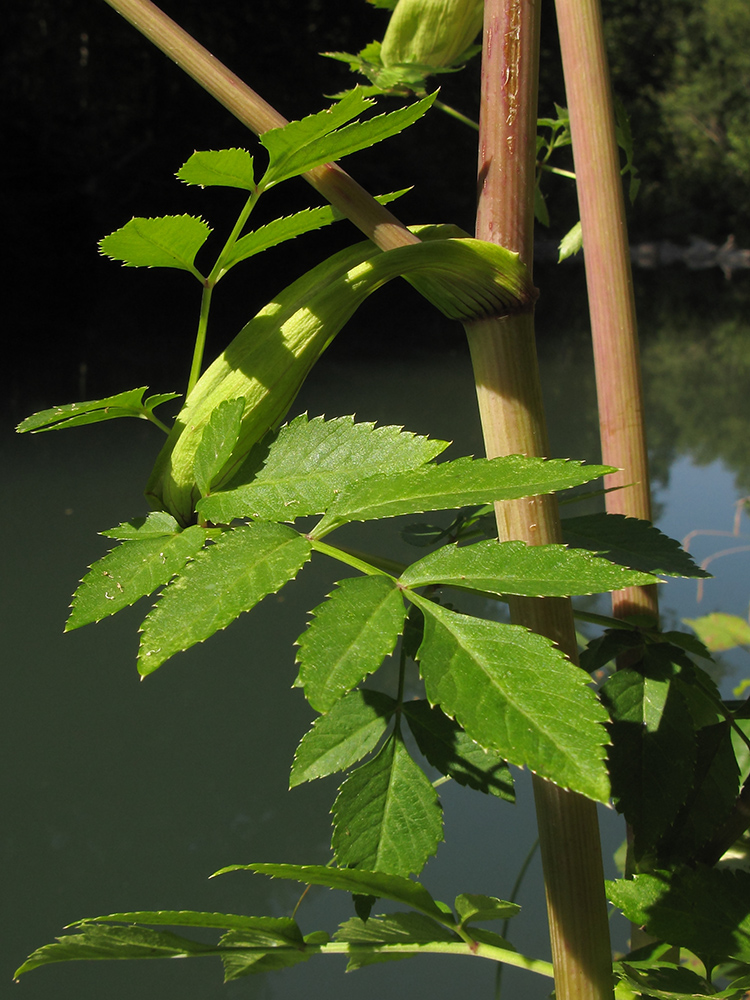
left=380, top=0, right=484, bottom=71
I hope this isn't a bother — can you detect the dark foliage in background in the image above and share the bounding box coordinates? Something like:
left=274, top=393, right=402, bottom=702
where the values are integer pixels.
left=5, top=0, right=750, bottom=410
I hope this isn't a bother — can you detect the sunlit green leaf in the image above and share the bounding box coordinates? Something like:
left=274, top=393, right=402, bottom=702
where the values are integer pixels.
left=99, top=215, right=211, bottom=273
left=194, top=398, right=245, bottom=498
left=400, top=538, right=659, bottom=597
left=290, top=690, right=397, bottom=786
left=138, top=522, right=311, bottom=674
left=66, top=525, right=210, bottom=630
left=16, top=387, right=179, bottom=433
left=315, top=456, right=613, bottom=534
left=200, top=413, right=448, bottom=524
left=558, top=221, right=582, bottom=261
left=294, top=575, right=406, bottom=712
left=562, top=512, right=711, bottom=578
left=214, top=863, right=446, bottom=920
left=402, top=700, right=514, bottom=800
left=260, top=90, right=435, bottom=189
left=176, top=148, right=255, bottom=189
left=331, top=735, right=443, bottom=876
left=411, top=596, right=611, bottom=802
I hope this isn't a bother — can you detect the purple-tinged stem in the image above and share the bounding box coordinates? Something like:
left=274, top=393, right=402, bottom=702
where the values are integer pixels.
left=554, top=0, right=658, bottom=623
left=468, top=3, right=614, bottom=998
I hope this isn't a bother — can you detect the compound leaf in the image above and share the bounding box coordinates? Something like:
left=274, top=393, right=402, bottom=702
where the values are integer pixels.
left=260, top=90, right=435, bottom=189
left=331, top=735, right=443, bottom=876
left=399, top=538, right=659, bottom=597
left=316, top=456, right=613, bottom=533
left=16, top=387, right=179, bottom=433
left=411, top=596, right=610, bottom=802
left=290, top=690, right=397, bottom=787
left=67, top=525, right=210, bottom=630
left=558, top=221, right=583, bottom=262
left=661, top=720, right=739, bottom=865
left=199, top=413, right=448, bottom=524
left=294, top=574, right=406, bottom=712
left=99, top=215, right=210, bottom=274
left=138, top=522, right=311, bottom=675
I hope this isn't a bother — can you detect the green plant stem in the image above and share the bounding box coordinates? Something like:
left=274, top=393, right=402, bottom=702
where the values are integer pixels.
left=186, top=283, right=214, bottom=397
left=210, top=189, right=262, bottom=285
left=273, top=939, right=554, bottom=977
left=186, top=189, right=262, bottom=395
left=101, top=0, right=421, bottom=254
left=553, top=0, right=657, bottom=626
left=495, top=837, right=540, bottom=1000
left=307, top=538, right=394, bottom=577
left=434, top=98, right=479, bottom=130
left=541, top=164, right=577, bottom=180
left=554, top=0, right=662, bottom=954
left=469, top=3, right=613, bottom=999
left=146, top=412, right=172, bottom=435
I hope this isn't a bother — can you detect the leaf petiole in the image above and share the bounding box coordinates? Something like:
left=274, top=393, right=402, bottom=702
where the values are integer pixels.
left=186, top=188, right=263, bottom=396
left=208, top=188, right=262, bottom=285
left=307, top=538, right=398, bottom=580
left=186, top=282, right=214, bottom=398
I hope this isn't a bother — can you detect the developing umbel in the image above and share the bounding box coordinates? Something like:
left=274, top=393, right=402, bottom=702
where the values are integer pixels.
left=380, top=0, right=484, bottom=71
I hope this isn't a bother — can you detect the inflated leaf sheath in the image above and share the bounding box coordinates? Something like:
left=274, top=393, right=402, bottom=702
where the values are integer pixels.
left=146, top=226, right=534, bottom=524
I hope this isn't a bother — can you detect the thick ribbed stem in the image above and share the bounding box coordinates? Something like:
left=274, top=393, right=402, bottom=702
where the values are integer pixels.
left=469, top=3, right=614, bottom=998
left=554, top=0, right=657, bottom=623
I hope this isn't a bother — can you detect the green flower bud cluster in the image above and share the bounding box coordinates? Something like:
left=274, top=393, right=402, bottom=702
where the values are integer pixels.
left=380, top=0, right=484, bottom=71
